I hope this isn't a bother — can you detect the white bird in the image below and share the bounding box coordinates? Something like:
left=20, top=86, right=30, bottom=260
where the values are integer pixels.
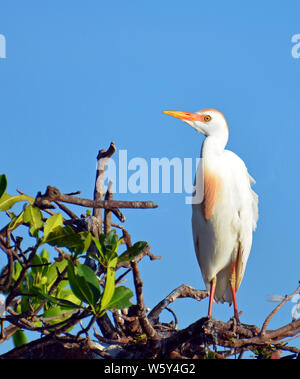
left=163, top=108, right=258, bottom=319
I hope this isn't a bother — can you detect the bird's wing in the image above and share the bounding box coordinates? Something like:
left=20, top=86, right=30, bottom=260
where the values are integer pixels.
left=249, top=173, right=259, bottom=231
left=235, top=170, right=259, bottom=291
left=220, top=150, right=258, bottom=292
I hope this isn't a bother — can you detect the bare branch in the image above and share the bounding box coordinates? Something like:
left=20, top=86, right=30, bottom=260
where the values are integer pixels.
left=93, top=142, right=116, bottom=228
left=148, top=284, right=208, bottom=323
left=104, top=180, right=113, bottom=234
left=34, top=185, right=158, bottom=210
left=54, top=200, right=79, bottom=220
left=122, top=229, right=158, bottom=340
left=261, top=282, right=300, bottom=335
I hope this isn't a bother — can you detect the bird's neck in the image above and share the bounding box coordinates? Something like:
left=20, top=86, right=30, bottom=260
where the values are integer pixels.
left=201, top=134, right=228, bottom=158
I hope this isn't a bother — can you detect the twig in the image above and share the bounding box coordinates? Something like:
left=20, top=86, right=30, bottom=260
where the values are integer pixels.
left=165, top=307, right=178, bottom=329
left=110, top=209, right=126, bottom=223
left=148, top=284, right=208, bottom=323
left=0, top=246, right=13, bottom=292
left=40, top=309, right=78, bottom=323
left=54, top=247, right=73, bottom=262
left=104, top=180, right=113, bottom=234
left=233, top=319, right=300, bottom=350
left=76, top=314, right=97, bottom=338
left=261, top=283, right=300, bottom=335
left=54, top=201, right=79, bottom=220
left=115, top=268, right=131, bottom=284
left=111, top=309, right=126, bottom=336
left=15, top=189, right=56, bottom=216
left=5, top=244, right=39, bottom=307
left=0, top=325, right=20, bottom=344
left=274, top=342, right=300, bottom=354
left=93, top=326, right=130, bottom=345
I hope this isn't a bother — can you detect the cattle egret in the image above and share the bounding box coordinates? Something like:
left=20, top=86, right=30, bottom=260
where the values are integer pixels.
left=163, top=109, right=258, bottom=319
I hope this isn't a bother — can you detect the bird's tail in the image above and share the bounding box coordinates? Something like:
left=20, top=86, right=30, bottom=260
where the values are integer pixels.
left=213, top=266, right=233, bottom=304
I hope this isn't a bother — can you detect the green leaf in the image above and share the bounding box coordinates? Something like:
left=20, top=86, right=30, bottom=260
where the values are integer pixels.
left=103, top=230, right=119, bottom=250
left=30, top=254, right=43, bottom=276
left=30, top=253, right=49, bottom=289
left=76, top=264, right=101, bottom=304
left=12, top=261, right=22, bottom=282
left=207, top=351, right=216, bottom=359
left=43, top=225, right=72, bottom=246
left=133, top=334, right=146, bottom=343
left=12, top=330, right=27, bottom=348
left=82, top=232, right=92, bottom=254
left=8, top=210, right=24, bottom=231
left=105, top=286, right=133, bottom=310
left=23, top=205, right=43, bottom=237
left=99, top=256, right=118, bottom=312
left=32, top=287, right=83, bottom=310
left=40, top=248, right=50, bottom=263
left=118, top=241, right=148, bottom=262
left=0, top=193, right=34, bottom=211
left=93, top=231, right=123, bottom=265
left=41, top=305, right=77, bottom=332
left=0, top=174, right=7, bottom=198
left=43, top=225, right=92, bottom=255
left=92, top=236, right=106, bottom=263
left=43, top=213, right=63, bottom=239
left=46, top=259, right=68, bottom=290
left=56, top=288, right=81, bottom=308
left=67, top=262, right=95, bottom=309
left=20, top=295, right=31, bottom=313
left=42, top=306, right=66, bottom=324
left=41, top=305, right=76, bottom=325
left=40, top=250, right=50, bottom=278
left=104, top=231, right=123, bottom=255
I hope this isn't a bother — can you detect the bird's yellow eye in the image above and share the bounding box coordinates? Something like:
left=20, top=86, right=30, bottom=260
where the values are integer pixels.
left=204, top=115, right=212, bottom=122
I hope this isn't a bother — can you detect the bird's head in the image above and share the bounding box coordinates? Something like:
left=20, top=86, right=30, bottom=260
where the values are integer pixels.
left=163, top=108, right=228, bottom=138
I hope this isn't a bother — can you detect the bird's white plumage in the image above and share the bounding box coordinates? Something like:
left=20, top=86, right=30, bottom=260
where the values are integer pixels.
left=192, top=149, right=258, bottom=303
left=164, top=108, right=258, bottom=307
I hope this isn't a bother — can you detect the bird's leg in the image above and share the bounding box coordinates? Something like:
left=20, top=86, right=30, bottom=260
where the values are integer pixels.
left=230, top=261, right=239, bottom=320
left=208, top=276, right=216, bottom=317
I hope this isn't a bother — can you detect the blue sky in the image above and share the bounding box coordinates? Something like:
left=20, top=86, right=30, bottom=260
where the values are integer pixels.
left=1, top=0, right=300, bottom=355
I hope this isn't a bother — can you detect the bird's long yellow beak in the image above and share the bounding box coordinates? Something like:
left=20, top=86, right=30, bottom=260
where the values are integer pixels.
left=163, top=110, right=204, bottom=122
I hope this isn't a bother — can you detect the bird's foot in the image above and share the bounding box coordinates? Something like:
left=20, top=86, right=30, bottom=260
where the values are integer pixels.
left=229, top=311, right=242, bottom=332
